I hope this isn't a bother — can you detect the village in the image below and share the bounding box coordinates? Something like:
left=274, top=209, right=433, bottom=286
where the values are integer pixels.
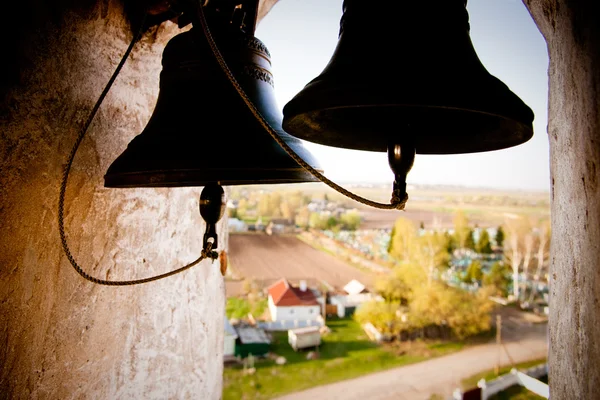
left=221, top=185, right=550, bottom=399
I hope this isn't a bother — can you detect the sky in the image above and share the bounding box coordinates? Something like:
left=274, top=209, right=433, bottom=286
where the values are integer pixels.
left=255, top=0, right=550, bottom=191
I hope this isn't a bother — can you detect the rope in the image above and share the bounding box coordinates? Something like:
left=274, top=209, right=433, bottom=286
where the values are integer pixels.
left=193, top=2, right=408, bottom=210
left=58, top=12, right=217, bottom=286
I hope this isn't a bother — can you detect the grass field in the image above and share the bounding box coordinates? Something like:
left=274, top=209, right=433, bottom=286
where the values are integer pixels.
left=223, top=318, right=465, bottom=400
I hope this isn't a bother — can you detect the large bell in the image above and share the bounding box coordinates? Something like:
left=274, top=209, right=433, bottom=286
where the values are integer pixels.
left=282, top=0, right=534, bottom=155
left=104, top=13, right=321, bottom=188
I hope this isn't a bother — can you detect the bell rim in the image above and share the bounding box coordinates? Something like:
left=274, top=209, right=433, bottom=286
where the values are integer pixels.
left=104, top=168, right=324, bottom=188
left=283, top=103, right=534, bottom=155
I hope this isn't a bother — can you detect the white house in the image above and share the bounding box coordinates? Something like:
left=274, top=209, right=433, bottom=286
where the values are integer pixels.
left=228, top=217, right=248, bottom=233
left=329, top=279, right=376, bottom=318
left=267, top=279, right=321, bottom=322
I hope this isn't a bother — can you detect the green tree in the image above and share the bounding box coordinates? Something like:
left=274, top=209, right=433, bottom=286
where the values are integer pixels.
left=483, top=261, right=511, bottom=296
left=495, top=226, right=505, bottom=247
left=353, top=300, right=401, bottom=336
left=408, top=283, right=494, bottom=339
left=477, top=229, right=493, bottom=254
left=340, top=210, right=361, bottom=230
left=464, top=228, right=476, bottom=250
left=257, top=195, right=270, bottom=217
left=280, top=201, right=294, bottom=221
left=309, top=212, right=323, bottom=229
left=444, top=231, right=457, bottom=254
left=295, top=206, right=310, bottom=228
left=268, top=192, right=282, bottom=218
left=453, top=210, right=472, bottom=249
left=237, top=198, right=248, bottom=219
left=388, top=217, right=417, bottom=261
left=463, top=260, right=483, bottom=284
left=228, top=207, right=238, bottom=219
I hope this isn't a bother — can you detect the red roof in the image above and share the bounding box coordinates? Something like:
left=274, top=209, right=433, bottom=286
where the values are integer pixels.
left=268, top=279, right=319, bottom=306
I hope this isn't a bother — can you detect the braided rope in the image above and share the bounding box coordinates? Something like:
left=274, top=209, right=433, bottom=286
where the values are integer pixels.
left=193, top=3, right=408, bottom=210
left=58, top=12, right=217, bottom=286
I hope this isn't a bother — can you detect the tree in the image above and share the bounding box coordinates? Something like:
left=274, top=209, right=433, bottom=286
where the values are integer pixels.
left=528, top=220, right=551, bottom=303
left=354, top=300, right=401, bottom=336
left=503, top=216, right=531, bottom=299
left=464, top=228, right=476, bottom=250
left=444, top=231, right=457, bottom=254
left=408, top=283, right=494, bottom=339
left=388, top=217, right=417, bottom=261
left=414, top=231, right=451, bottom=287
left=257, top=195, right=270, bottom=217
left=463, top=260, right=483, bottom=284
left=237, top=198, right=249, bottom=219
left=280, top=201, right=294, bottom=221
left=477, top=229, right=493, bottom=254
left=495, top=226, right=505, bottom=248
left=228, top=207, right=238, bottom=219
left=294, top=206, right=310, bottom=229
left=309, top=212, right=323, bottom=229
left=340, top=210, right=361, bottom=230
left=483, top=261, right=511, bottom=297
left=453, top=210, right=472, bottom=249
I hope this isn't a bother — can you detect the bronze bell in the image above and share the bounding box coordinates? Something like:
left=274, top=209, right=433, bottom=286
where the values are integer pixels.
left=104, top=12, right=321, bottom=188
left=282, top=0, right=534, bottom=155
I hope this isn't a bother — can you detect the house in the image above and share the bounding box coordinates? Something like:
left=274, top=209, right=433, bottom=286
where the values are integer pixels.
left=288, top=326, right=321, bottom=351
left=234, top=324, right=271, bottom=358
left=266, top=218, right=296, bottom=235
left=267, top=279, right=321, bottom=321
left=224, top=317, right=238, bottom=358
left=329, top=279, right=375, bottom=318
left=228, top=217, right=248, bottom=233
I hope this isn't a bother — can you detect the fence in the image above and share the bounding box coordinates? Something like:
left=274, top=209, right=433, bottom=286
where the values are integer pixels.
left=453, top=363, right=548, bottom=400
left=258, top=318, right=324, bottom=331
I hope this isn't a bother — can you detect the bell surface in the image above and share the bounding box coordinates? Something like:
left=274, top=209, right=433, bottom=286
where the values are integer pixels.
left=104, top=12, right=321, bottom=188
left=282, top=0, right=534, bottom=154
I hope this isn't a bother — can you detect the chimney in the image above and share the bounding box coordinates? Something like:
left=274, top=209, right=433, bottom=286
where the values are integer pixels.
left=299, top=280, right=307, bottom=292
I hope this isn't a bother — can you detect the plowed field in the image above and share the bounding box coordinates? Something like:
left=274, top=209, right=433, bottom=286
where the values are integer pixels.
left=226, top=233, right=376, bottom=296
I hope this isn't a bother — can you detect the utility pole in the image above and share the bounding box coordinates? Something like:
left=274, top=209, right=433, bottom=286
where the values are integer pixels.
left=495, top=314, right=502, bottom=375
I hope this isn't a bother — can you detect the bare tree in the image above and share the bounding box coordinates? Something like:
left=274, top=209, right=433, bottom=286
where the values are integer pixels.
left=504, top=217, right=530, bottom=300
left=528, top=221, right=551, bottom=304
left=415, top=231, right=450, bottom=288
left=522, top=232, right=535, bottom=300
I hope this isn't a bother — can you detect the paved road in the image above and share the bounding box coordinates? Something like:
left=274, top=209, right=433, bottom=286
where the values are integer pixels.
left=275, top=322, right=547, bottom=400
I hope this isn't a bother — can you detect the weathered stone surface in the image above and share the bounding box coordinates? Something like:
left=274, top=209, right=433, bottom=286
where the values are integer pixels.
left=524, top=1, right=600, bottom=398
left=0, top=1, right=232, bottom=398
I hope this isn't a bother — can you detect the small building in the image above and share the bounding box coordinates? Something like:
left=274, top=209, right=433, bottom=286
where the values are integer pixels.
left=224, top=317, right=238, bottom=358
left=288, top=326, right=321, bottom=351
left=329, top=279, right=375, bottom=318
left=234, top=325, right=271, bottom=358
left=266, top=218, right=296, bottom=235
left=228, top=217, right=248, bottom=233
left=267, top=279, right=321, bottom=321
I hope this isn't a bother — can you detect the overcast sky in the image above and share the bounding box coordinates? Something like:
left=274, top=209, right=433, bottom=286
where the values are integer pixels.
left=255, top=0, right=550, bottom=191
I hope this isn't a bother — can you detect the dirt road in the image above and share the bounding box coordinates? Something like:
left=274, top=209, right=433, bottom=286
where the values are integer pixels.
left=275, top=322, right=547, bottom=400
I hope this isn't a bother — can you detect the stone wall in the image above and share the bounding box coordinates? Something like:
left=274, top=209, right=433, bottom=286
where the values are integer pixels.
left=524, top=1, right=600, bottom=398
left=0, top=1, right=230, bottom=398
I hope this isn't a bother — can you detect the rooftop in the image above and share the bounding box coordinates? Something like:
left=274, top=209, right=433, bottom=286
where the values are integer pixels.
left=268, top=278, right=319, bottom=307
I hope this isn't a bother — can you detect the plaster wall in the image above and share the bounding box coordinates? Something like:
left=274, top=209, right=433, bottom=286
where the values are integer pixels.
left=0, top=1, right=237, bottom=398
left=524, top=1, right=600, bottom=398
